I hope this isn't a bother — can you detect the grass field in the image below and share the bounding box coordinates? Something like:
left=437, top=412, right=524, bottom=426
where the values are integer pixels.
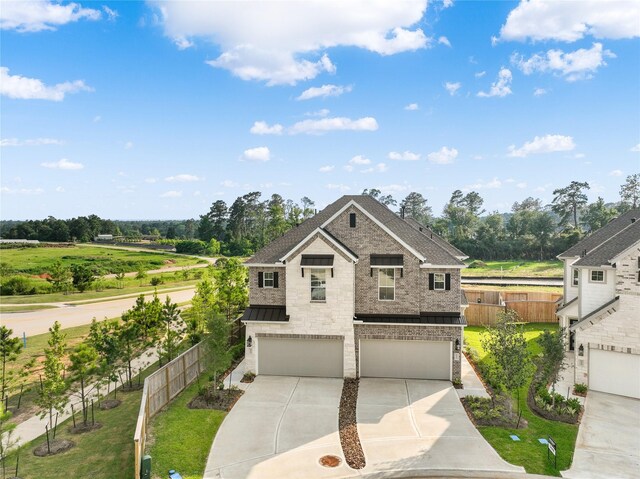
left=0, top=304, right=57, bottom=312
left=462, top=284, right=563, bottom=294
left=1, top=244, right=203, bottom=276
left=463, top=260, right=563, bottom=278
left=464, top=324, right=578, bottom=476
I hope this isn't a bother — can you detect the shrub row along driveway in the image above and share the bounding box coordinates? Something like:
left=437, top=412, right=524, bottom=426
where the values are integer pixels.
left=204, top=376, right=524, bottom=479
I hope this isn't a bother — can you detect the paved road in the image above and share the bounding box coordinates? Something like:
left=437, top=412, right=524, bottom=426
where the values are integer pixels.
left=0, top=288, right=196, bottom=337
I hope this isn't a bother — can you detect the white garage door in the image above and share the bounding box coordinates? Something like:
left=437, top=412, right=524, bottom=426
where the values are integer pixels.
left=257, top=337, right=343, bottom=378
left=589, top=349, right=640, bottom=399
left=360, top=339, right=451, bottom=380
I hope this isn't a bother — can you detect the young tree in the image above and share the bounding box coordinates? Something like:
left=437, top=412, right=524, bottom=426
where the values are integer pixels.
left=71, top=264, right=95, bottom=292
left=481, top=310, right=533, bottom=417
left=69, top=343, right=99, bottom=426
left=158, top=297, right=184, bottom=364
left=619, top=173, right=640, bottom=209
left=46, top=260, right=72, bottom=293
left=37, top=321, right=68, bottom=428
left=0, top=403, right=18, bottom=479
left=0, top=326, right=22, bottom=401
left=213, top=258, right=248, bottom=324
left=552, top=181, right=590, bottom=229
left=205, top=313, right=232, bottom=389
left=88, top=319, right=121, bottom=399
left=536, top=329, right=566, bottom=405
left=188, top=275, right=216, bottom=344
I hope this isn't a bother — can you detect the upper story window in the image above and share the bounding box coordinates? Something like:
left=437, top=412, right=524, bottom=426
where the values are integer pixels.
left=378, top=268, right=395, bottom=300
left=434, top=273, right=446, bottom=290
left=310, top=269, right=326, bottom=301
left=590, top=270, right=605, bottom=282
left=572, top=269, right=579, bottom=286
left=349, top=212, right=356, bottom=228
left=263, top=272, right=274, bottom=288
left=258, top=271, right=278, bottom=288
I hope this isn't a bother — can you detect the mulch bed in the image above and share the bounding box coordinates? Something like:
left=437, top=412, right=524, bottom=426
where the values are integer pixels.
left=119, top=384, right=143, bottom=392
left=188, top=388, right=244, bottom=411
left=99, top=399, right=122, bottom=410
left=460, top=396, right=528, bottom=429
left=338, top=378, right=366, bottom=470
left=68, top=422, right=103, bottom=434
left=33, top=438, right=75, bottom=457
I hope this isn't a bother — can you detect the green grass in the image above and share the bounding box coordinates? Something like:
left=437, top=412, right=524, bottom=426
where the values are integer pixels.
left=464, top=323, right=578, bottom=476
left=1, top=244, right=202, bottom=276
left=462, top=284, right=563, bottom=294
left=3, top=364, right=159, bottom=479
left=0, top=304, right=57, bottom=312
left=463, top=260, right=563, bottom=278
left=147, top=375, right=226, bottom=479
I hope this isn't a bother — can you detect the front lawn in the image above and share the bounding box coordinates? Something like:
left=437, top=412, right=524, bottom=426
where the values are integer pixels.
left=464, top=323, right=578, bottom=476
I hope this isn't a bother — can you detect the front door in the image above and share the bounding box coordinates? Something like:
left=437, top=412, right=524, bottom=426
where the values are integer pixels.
left=569, top=319, right=578, bottom=351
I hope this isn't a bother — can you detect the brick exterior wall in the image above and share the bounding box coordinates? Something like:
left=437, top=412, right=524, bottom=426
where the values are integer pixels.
left=248, top=266, right=286, bottom=306
left=354, top=323, right=463, bottom=381
left=420, top=268, right=462, bottom=312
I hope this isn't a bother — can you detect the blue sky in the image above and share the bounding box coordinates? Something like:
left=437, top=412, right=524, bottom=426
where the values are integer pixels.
left=1, top=0, right=639, bottom=220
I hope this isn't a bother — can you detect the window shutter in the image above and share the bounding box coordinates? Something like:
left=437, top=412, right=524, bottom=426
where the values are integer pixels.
left=445, top=273, right=451, bottom=290
left=258, top=272, right=263, bottom=288
left=428, top=273, right=434, bottom=290
left=273, top=272, right=279, bottom=288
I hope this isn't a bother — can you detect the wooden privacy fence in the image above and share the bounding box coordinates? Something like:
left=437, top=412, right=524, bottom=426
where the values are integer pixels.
left=464, top=289, right=562, bottom=326
left=133, top=342, right=205, bottom=479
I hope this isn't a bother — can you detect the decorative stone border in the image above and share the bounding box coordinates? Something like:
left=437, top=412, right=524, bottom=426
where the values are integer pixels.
left=338, top=378, right=366, bottom=469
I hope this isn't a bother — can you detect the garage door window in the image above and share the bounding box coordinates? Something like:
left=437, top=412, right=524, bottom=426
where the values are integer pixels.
left=378, top=268, right=395, bottom=300
left=311, top=269, right=326, bottom=301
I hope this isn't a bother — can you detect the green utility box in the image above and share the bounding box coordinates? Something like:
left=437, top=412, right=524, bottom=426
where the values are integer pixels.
left=141, top=455, right=152, bottom=479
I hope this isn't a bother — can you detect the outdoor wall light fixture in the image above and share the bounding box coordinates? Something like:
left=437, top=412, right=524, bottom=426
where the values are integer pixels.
left=246, top=336, right=253, bottom=348
left=578, top=344, right=584, bottom=357
left=455, top=338, right=461, bottom=351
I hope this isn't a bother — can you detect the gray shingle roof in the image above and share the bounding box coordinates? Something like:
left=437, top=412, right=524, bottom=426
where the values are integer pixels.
left=573, top=220, right=640, bottom=267
left=246, top=195, right=465, bottom=266
left=403, top=216, right=468, bottom=259
left=559, top=208, right=640, bottom=258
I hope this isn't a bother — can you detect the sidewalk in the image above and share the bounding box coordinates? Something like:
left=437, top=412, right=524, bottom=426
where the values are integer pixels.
left=548, top=352, right=585, bottom=404
left=457, top=353, right=491, bottom=399
left=3, top=346, right=160, bottom=450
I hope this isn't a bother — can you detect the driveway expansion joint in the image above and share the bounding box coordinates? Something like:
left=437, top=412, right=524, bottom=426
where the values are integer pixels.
left=274, top=377, right=300, bottom=454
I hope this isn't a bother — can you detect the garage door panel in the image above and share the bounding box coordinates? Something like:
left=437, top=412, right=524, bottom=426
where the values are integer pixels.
left=589, top=349, right=640, bottom=399
left=360, top=340, right=451, bottom=380
left=258, top=338, right=343, bottom=378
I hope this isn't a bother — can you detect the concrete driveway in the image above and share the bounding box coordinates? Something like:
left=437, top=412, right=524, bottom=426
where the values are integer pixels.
left=562, top=391, right=640, bottom=479
left=204, top=376, right=524, bottom=479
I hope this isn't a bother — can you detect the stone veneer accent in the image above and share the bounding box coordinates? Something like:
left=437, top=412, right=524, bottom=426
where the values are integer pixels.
left=354, top=323, right=463, bottom=381
left=248, top=266, right=286, bottom=306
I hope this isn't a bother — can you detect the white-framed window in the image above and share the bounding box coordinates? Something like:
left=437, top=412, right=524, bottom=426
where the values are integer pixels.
left=263, top=271, right=274, bottom=288
left=572, top=268, right=579, bottom=286
left=378, top=268, right=395, bottom=300
left=590, top=270, right=605, bottom=282
left=434, top=272, right=446, bottom=290
left=310, top=269, right=326, bottom=301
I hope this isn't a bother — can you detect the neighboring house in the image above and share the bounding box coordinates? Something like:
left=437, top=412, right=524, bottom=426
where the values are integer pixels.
left=94, top=234, right=114, bottom=241
left=241, top=195, right=469, bottom=381
left=557, top=209, right=640, bottom=399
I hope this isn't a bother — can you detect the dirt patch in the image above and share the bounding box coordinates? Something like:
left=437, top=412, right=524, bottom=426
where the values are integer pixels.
left=319, top=455, right=342, bottom=468
left=99, top=399, right=122, bottom=410
left=188, top=388, right=244, bottom=411
left=339, top=378, right=366, bottom=470
left=120, top=383, right=143, bottom=392
left=33, top=438, right=75, bottom=457
left=68, top=422, right=103, bottom=434
left=240, top=372, right=255, bottom=383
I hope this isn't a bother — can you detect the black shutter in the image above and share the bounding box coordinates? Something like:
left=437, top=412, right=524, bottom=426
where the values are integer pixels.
left=273, top=272, right=279, bottom=288
left=445, top=273, right=451, bottom=290
left=258, top=272, right=263, bottom=288
left=428, top=273, right=434, bottom=290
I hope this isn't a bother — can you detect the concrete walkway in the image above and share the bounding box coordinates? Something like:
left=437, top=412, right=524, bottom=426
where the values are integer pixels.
left=457, top=353, right=490, bottom=399
left=562, top=391, right=640, bottom=479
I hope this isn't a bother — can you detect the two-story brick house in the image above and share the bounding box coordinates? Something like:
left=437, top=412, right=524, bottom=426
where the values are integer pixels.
left=557, top=208, right=640, bottom=398
left=241, top=195, right=469, bottom=382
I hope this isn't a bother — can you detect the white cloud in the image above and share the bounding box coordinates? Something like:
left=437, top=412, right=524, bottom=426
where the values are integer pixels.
left=144, top=177, right=157, bottom=184
left=305, top=108, right=331, bottom=117
left=1, top=186, right=44, bottom=195
left=343, top=165, right=354, bottom=172
left=173, top=36, right=194, bottom=50
left=427, top=146, right=458, bottom=164
left=533, top=87, right=547, bottom=96
left=362, top=163, right=388, bottom=173
left=0, top=0, right=102, bottom=32
left=1, top=137, right=63, bottom=147
left=289, top=116, right=378, bottom=135
left=443, top=0, right=454, bottom=8
left=630, top=143, right=640, bottom=152
left=296, top=84, right=352, bottom=100
left=388, top=151, right=421, bottom=161
left=102, top=6, right=118, bottom=21
left=508, top=134, right=575, bottom=158
left=55, top=186, right=65, bottom=193
left=477, top=68, right=512, bottom=98
left=319, top=165, right=335, bottom=173
left=41, top=158, right=84, bottom=170
left=124, top=141, right=133, bottom=150
left=250, top=121, right=284, bottom=135
left=325, top=183, right=351, bottom=192
left=466, top=177, right=502, bottom=190
left=499, top=0, right=640, bottom=43
left=444, top=81, right=461, bottom=96
left=151, top=1, right=429, bottom=85
left=438, top=36, right=451, bottom=47
left=512, top=43, right=615, bottom=82
left=404, top=103, right=419, bottom=110
left=165, top=174, right=201, bottom=182
left=609, top=169, right=623, bottom=177
left=349, top=155, right=371, bottom=165
left=474, top=71, right=486, bottom=78
left=517, top=182, right=527, bottom=189
left=0, top=67, right=93, bottom=101
left=160, top=190, right=182, bottom=198
left=242, top=146, right=271, bottom=162
left=574, top=153, right=586, bottom=159
left=221, top=179, right=239, bottom=188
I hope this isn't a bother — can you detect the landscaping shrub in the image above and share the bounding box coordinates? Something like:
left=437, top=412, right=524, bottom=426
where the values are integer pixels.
left=150, top=277, right=164, bottom=286
left=229, top=343, right=244, bottom=361
left=461, top=395, right=525, bottom=428
left=0, top=275, right=51, bottom=295
left=573, top=383, right=587, bottom=395
left=467, top=260, right=487, bottom=269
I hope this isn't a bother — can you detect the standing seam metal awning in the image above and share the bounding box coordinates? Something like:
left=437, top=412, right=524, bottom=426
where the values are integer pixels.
left=300, top=254, right=334, bottom=266
left=370, top=254, right=404, bottom=266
